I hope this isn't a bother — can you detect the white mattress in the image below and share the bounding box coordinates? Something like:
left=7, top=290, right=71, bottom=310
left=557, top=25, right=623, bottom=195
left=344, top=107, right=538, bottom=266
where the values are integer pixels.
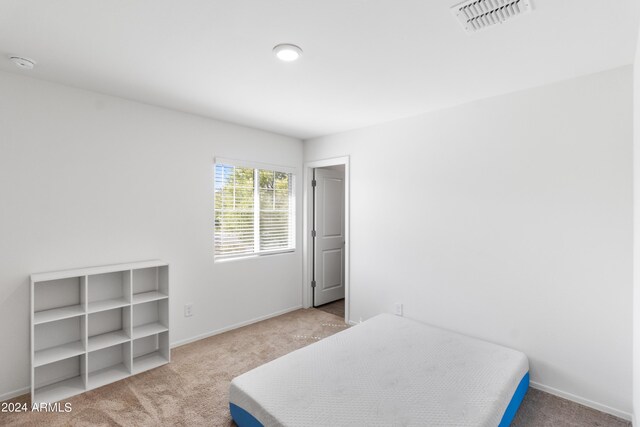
left=230, top=313, right=529, bottom=427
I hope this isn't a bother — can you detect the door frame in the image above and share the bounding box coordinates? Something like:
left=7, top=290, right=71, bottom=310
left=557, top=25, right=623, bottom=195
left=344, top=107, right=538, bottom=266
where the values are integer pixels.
left=302, top=156, right=350, bottom=323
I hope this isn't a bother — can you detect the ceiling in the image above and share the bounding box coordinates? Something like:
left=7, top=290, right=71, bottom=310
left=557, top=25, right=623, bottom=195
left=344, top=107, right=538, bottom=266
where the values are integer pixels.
left=0, top=0, right=638, bottom=139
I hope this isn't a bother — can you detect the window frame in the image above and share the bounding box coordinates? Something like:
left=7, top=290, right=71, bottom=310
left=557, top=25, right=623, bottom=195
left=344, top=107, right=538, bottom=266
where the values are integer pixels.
left=213, top=157, right=296, bottom=261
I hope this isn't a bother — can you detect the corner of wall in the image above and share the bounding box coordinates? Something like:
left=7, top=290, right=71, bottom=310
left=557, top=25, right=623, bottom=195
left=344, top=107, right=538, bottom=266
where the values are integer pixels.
left=633, top=22, right=640, bottom=424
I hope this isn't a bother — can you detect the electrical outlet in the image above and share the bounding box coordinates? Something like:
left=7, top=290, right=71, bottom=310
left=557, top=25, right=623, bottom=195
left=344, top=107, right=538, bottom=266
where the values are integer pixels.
left=184, top=303, right=193, bottom=317
left=395, top=303, right=403, bottom=316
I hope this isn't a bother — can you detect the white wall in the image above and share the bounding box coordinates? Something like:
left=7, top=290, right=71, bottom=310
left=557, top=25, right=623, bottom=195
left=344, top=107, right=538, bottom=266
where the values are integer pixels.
left=633, top=30, right=640, bottom=424
left=305, top=67, right=633, bottom=416
left=0, top=71, right=303, bottom=399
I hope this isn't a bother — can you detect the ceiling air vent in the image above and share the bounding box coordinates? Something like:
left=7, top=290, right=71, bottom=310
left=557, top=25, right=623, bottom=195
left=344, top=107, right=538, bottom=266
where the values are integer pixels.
left=452, top=0, right=533, bottom=33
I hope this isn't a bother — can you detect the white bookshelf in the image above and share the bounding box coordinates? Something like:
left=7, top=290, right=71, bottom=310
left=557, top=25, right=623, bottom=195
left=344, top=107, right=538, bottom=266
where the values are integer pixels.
left=31, top=260, right=170, bottom=404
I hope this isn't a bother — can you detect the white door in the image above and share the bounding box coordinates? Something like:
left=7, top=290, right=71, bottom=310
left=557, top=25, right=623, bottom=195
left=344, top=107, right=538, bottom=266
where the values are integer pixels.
left=313, top=167, right=345, bottom=306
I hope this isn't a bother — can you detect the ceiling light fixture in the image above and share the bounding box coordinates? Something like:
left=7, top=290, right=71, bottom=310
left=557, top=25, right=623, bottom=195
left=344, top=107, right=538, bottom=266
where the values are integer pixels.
left=273, top=44, right=303, bottom=62
left=9, top=56, right=36, bottom=70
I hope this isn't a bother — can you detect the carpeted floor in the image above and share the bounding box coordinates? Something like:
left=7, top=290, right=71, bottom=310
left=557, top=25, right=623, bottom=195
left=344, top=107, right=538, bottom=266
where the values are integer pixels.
left=512, top=388, right=630, bottom=427
left=0, top=308, right=630, bottom=427
left=314, top=298, right=345, bottom=318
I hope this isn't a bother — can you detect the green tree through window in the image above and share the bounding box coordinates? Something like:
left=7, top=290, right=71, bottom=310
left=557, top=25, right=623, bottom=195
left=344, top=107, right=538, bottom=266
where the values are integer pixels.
left=215, top=163, right=295, bottom=258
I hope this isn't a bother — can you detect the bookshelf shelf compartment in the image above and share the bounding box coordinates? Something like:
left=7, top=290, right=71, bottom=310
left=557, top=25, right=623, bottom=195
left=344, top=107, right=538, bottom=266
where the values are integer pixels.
left=88, top=343, right=131, bottom=390
left=34, top=304, right=85, bottom=325
left=34, top=316, right=85, bottom=368
left=34, top=355, right=86, bottom=404
left=34, top=376, right=85, bottom=404
left=132, top=291, right=168, bottom=305
left=34, top=341, right=85, bottom=367
left=87, top=330, right=130, bottom=353
left=133, top=331, right=169, bottom=374
left=87, top=271, right=131, bottom=313
left=31, top=260, right=170, bottom=403
left=133, top=352, right=169, bottom=374
left=88, top=306, right=131, bottom=352
left=132, top=266, right=169, bottom=305
left=88, top=363, right=130, bottom=390
left=88, top=298, right=129, bottom=314
left=132, top=322, right=168, bottom=340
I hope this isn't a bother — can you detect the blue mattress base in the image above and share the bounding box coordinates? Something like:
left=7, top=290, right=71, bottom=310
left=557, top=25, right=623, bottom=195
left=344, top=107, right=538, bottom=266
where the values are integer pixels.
left=230, top=371, right=530, bottom=427
left=498, top=372, right=530, bottom=426
left=230, top=402, right=263, bottom=427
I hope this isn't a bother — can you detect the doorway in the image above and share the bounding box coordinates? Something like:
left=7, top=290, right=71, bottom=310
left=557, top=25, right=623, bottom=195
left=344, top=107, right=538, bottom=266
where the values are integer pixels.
left=303, top=157, right=350, bottom=323
left=312, top=166, right=345, bottom=316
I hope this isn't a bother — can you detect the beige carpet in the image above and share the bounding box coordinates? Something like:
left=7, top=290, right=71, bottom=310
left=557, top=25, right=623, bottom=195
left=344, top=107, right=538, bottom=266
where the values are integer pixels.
left=314, top=298, right=345, bottom=318
left=0, top=308, right=630, bottom=427
left=513, top=388, right=630, bottom=427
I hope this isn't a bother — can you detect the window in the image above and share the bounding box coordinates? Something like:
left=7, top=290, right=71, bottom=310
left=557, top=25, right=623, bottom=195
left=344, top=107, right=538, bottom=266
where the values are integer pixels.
left=214, top=160, right=295, bottom=259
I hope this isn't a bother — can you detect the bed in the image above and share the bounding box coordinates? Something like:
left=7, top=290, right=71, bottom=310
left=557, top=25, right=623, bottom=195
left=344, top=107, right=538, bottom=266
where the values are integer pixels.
left=229, top=313, right=529, bottom=426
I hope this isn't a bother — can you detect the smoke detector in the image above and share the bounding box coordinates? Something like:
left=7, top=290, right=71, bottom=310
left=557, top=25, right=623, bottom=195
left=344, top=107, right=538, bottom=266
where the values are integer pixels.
left=452, top=0, right=533, bottom=33
left=9, top=56, right=36, bottom=70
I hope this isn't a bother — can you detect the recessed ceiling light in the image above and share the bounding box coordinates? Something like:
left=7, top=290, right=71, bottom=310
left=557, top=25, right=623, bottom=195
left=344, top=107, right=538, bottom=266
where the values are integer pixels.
left=9, top=56, right=36, bottom=70
left=273, top=44, right=303, bottom=62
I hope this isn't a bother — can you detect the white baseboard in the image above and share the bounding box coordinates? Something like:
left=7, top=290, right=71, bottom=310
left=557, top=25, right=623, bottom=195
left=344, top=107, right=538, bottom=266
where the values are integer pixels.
left=530, top=381, right=632, bottom=421
left=0, top=386, right=29, bottom=402
left=171, top=305, right=303, bottom=348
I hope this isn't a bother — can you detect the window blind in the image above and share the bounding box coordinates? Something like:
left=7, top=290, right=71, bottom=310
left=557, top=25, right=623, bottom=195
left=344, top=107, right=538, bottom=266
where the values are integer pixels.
left=214, top=162, right=295, bottom=258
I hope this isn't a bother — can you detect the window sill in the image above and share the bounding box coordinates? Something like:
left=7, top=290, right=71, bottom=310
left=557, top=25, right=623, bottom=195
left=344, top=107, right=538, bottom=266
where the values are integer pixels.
left=214, top=249, right=296, bottom=264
